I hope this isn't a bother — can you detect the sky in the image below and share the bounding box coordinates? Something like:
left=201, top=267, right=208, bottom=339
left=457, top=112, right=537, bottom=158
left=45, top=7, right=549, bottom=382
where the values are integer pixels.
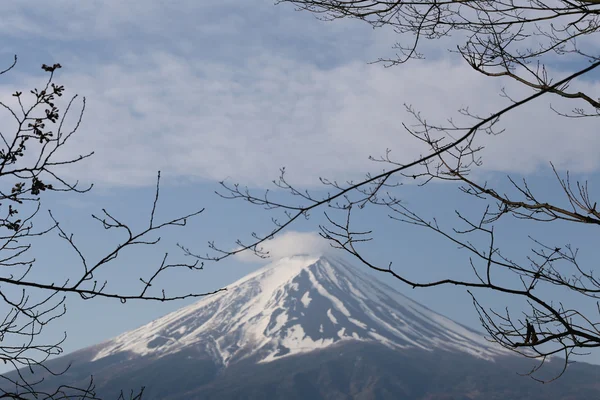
left=1, top=0, right=600, bottom=370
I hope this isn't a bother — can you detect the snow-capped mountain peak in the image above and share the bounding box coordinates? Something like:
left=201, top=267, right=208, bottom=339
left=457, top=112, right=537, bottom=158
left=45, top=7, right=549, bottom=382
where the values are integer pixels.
left=92, top=254, right=510, bottom=366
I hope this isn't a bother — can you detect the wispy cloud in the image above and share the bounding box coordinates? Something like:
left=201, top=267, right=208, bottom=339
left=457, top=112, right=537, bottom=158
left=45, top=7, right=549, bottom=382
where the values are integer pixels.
left=234, top=231, right=331, bottom=263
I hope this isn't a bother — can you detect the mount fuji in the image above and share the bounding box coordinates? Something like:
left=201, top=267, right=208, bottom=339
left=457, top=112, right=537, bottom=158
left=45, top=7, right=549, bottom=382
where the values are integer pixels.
left=92, top=254, right=508, bottom=365
left=5, top=254, right=600, bottom=399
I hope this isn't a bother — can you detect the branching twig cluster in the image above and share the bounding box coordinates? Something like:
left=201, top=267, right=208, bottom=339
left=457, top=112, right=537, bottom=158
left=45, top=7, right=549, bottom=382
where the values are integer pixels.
left=0, top=58, right=223, bottom=398
left=192, top=0, right=600, bottom=382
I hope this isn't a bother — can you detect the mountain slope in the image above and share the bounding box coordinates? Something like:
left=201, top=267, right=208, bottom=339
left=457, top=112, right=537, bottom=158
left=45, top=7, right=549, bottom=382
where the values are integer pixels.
left=92, top=254, right=509, bottom=366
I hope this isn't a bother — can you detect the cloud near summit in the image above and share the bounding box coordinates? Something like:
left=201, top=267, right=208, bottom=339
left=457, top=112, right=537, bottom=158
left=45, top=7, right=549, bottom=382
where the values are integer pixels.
left=234, top=231, right=331, bottom=263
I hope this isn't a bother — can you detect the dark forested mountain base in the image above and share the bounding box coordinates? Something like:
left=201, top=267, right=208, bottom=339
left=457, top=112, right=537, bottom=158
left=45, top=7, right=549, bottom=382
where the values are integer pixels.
left=11, top=342, right=600, bottom=400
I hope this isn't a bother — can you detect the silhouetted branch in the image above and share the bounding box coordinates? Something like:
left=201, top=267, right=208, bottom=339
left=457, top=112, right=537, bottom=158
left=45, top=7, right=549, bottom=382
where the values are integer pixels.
left=206, top=0, right=600, bottom=383
left=0, top=60, right=223, bottom=399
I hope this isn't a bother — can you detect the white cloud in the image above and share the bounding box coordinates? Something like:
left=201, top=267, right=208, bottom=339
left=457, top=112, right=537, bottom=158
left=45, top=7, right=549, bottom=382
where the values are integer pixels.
left=41, top=53, right=600, bottom=188
left=0, top=1, right=598, bottom=190
left=234, top=231, right=331, bottom=263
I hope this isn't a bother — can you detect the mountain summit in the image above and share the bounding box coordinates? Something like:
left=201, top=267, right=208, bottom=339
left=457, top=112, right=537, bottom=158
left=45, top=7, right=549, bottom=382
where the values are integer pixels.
left=93, top=254, right=508, bottom=365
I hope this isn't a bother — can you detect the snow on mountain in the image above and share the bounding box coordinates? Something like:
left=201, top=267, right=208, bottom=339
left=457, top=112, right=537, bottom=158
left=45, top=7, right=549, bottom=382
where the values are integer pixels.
left=92, top=254, right=510, bottom=366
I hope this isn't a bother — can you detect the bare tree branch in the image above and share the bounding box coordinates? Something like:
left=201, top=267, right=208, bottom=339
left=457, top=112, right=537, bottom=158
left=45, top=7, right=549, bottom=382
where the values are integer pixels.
left=206, top=0, right=600, bottom=382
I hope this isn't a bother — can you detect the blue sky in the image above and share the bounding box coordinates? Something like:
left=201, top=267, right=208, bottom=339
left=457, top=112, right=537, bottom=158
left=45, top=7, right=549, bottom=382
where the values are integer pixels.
left=1, top=0, right=600, bottom=368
